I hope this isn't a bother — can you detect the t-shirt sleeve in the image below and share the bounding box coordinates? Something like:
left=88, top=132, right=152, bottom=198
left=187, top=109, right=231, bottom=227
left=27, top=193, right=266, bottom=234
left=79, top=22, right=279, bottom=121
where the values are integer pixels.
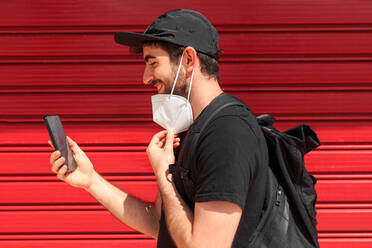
left=194, top=115, right=259, bottom=209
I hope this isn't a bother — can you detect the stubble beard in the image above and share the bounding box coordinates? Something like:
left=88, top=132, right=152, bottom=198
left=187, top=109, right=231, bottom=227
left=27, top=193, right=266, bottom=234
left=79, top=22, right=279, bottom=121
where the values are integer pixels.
left=163, top=64, right=187, bottom=98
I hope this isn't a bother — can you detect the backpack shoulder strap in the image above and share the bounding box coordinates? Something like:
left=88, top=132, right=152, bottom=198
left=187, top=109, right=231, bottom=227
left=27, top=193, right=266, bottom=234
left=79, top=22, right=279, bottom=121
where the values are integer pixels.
left=169, top=95, right=244, bottom=204
left=198, top=101, right=243, bottom=134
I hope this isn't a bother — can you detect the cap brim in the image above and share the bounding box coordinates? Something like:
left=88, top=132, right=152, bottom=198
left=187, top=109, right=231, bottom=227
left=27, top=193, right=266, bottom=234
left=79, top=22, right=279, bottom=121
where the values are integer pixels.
left=114, top=31, right=167, bottom=48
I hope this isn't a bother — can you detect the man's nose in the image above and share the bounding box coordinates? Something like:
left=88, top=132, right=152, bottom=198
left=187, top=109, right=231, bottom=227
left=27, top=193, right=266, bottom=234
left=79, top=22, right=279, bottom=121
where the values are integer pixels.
left=143, top=67, right=153, bottom=85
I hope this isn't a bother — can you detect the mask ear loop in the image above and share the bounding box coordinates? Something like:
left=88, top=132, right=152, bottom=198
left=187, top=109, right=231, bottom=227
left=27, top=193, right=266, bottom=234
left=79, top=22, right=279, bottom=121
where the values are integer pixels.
left=169, top=52, right=185, bottom=99
left=187, top=68, right=194, bottom=102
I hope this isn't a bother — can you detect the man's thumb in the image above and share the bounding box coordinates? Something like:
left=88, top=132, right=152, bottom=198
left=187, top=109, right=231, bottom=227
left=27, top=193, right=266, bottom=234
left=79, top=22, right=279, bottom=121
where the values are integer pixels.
left=67, top=136, right=82, bottom=155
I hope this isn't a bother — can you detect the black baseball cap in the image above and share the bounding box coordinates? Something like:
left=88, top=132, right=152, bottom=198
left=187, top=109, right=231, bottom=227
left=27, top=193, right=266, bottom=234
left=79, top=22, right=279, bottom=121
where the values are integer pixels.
left=114, top=9, right=221, bottom=60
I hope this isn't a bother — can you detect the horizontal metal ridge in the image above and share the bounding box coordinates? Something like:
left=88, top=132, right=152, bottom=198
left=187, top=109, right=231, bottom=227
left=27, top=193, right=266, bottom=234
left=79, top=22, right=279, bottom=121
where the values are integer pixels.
left=0, top=175, right=156, bottom=182
left=0, top=233, right=371, bottom=241
left=319, top=232, right=372, bottom=238
left=0, top=145, right=148, bottom=152
left=0, top=144, right=371, bottom=153
left=1, top=113, right=372, bottom=123
left=2, top=24, right=372, bottom=34
left=2, top=84, right=372, bottom=93
left=317, top=204, right=372, bottom=209
left=2, top=174, right=372, bottom=182
left=314, top=174, right=372, bottom=180
left=0, top=231, right=365, bottom=240
left=318, top=144, right=372, bottom=150
left=0, top=233, right=149, bottom=240
left=2, top=54, right=372, bottom=64
left=1, top=203, right=372, bottom=212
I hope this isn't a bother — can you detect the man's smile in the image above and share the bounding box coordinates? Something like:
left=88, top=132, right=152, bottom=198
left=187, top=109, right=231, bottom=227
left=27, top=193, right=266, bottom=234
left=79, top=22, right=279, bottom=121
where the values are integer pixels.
left=152, top=80, right=165, bottom=94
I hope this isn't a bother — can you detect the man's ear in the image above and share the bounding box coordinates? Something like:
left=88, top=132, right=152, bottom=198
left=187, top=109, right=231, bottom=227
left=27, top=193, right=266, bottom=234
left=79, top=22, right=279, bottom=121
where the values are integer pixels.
left=183, top=46, right=198, bottom=74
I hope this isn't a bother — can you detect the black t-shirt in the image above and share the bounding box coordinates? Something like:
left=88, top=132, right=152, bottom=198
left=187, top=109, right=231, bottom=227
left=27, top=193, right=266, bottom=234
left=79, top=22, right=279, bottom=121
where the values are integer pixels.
left=157, top=93, right=269, bottom=248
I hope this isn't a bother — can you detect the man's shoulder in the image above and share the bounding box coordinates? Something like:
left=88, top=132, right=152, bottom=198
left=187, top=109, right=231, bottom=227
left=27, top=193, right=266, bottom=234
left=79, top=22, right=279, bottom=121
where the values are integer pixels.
left=207, top=102, right=260, bottom=136
left=204, top=111, right=260, bottom=143
left=198, top=96, right=268, bottom=158
left=192, top=93, right=257, bottom=131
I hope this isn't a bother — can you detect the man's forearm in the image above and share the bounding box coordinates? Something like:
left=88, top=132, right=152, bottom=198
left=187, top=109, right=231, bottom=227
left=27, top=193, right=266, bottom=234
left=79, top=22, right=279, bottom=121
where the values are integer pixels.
left=156, top=171, right=195, bottom=248
left=85, top=171, right=160, bottom=238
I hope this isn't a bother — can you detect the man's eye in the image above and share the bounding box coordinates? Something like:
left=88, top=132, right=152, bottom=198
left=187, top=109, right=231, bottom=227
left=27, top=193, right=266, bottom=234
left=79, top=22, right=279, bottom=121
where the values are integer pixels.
left=150, top=62, right=157, bottom=67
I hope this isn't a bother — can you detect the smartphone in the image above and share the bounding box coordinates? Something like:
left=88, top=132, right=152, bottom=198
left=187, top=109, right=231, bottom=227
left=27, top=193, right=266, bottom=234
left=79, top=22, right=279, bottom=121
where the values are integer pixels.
left=43, top=115, right=77, bottom=174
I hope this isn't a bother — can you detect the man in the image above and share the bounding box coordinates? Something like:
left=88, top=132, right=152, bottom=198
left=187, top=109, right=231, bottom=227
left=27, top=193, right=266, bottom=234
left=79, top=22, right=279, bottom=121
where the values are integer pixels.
left=49, top=9, right=268, bottom=248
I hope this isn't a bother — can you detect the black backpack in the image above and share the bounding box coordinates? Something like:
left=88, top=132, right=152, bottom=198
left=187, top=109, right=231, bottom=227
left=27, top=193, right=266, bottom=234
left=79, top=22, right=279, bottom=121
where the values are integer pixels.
left=170, top=94, right=321, bottom=248
left=250, top=113, right=320, bottom=248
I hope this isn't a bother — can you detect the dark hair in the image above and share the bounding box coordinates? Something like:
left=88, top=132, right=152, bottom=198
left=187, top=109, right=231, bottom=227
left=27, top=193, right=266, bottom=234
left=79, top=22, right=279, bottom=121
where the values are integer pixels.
left=131, top=40, right=221, bottom=83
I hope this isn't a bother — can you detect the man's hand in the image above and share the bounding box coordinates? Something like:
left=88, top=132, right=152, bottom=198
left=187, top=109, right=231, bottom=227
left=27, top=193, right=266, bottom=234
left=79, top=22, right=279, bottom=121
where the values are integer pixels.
left=49, top=136, right=95, bottom=189
left=146, top=129, right=180, bottom=177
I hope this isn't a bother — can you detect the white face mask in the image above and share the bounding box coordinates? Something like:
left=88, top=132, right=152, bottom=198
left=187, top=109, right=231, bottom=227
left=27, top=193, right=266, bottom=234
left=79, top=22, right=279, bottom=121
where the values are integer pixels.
left=151, top=52, right=194, bottom=134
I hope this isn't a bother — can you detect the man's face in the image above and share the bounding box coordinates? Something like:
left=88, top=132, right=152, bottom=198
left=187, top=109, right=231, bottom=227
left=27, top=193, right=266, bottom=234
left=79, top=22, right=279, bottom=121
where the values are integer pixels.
left=142, top=45, right=187, bottom=97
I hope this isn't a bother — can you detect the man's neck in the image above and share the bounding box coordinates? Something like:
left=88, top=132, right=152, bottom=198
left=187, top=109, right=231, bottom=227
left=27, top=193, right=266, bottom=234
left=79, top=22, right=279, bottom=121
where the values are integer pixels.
left=189, top=76, right=223, bottom=120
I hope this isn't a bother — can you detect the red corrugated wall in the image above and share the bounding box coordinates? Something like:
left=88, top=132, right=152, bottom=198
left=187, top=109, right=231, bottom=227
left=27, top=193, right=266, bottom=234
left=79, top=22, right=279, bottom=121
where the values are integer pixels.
left=1, top=1, right=372, bottom=247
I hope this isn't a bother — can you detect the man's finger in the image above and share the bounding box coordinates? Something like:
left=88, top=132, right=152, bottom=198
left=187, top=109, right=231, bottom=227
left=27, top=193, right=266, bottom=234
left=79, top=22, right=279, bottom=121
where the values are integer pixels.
left=67, top=136, right=83, bottom=156
left=48, top=140, right=55, bottom=150
left=150, top=130, right=168, bottom=146
left=51, top=156, right=65, bottom=173
left=57, top=165, right=68, bottom=180
left=164, top=129, right=175, bottom=152
left=50, top=150, right=61, bottom=165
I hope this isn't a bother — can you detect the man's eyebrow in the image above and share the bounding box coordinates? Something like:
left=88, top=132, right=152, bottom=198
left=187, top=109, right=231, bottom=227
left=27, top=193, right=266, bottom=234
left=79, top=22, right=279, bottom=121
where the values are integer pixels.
left=144, top=55, right=156, bottom=63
